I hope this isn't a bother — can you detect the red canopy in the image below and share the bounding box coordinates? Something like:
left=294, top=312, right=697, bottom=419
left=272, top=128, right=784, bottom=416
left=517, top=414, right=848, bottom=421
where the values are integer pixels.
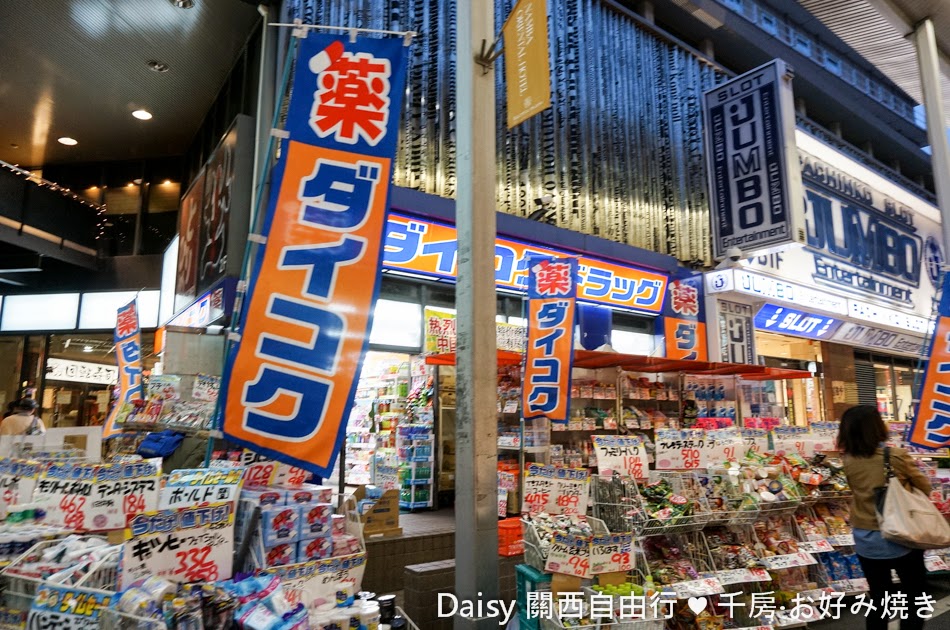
left=424, top=350, right=523, bottom=366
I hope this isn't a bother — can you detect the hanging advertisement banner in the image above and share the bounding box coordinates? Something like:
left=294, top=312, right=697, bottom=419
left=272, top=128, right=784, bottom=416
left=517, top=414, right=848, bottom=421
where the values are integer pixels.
left=910, top=274, right=950, bottom=449
left=502, top=0, right=551, bottom=128
left=703, top=60, right=805, bottom=259
left=175, top=171, right=204, bottom=312
left=102, top=300, right=143, bottom=440
left=523, top=257, right=577, bottom=424
left=222, top=33, right=409, bottom=476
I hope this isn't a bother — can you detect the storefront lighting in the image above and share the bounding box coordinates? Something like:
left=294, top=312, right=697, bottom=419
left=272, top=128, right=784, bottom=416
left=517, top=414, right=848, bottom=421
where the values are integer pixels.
left=57, top=137, right=78, bottom=146
left=132, top=109, right=153, bottom=120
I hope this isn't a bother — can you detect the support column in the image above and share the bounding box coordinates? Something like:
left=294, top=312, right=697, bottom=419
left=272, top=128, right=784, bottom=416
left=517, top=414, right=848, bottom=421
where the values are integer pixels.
left=455, top=1, right=499, bottom=628
left=915, top=18, right=950, bottom=255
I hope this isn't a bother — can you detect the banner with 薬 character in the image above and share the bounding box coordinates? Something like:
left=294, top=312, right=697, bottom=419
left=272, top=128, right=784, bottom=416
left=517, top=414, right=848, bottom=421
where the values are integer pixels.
left=220, top=33, right=409, bottom=476
left=102, top=299, right=144, bottom=439
left=910, top=273, right=950, bottom=449
left=523, top=256, right=577, bottom=424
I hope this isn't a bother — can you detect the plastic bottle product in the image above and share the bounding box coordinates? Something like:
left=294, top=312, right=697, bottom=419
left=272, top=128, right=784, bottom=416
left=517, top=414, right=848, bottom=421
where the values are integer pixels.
left=361, top=602, right=380, bottom=630
left=644, top=575, right=656, bottom=598
left=377, top=594, right=396, bottom=624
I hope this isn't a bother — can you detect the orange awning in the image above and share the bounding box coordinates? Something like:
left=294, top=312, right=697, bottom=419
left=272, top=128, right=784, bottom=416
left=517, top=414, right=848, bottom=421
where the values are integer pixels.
left=424, top=350, right=524, bottom=366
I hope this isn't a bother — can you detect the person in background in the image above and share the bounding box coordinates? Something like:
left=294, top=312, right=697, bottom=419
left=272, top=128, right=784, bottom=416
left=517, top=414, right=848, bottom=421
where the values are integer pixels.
left=0, top=398, right=46, bottom=436
left=837, top=404, right=931, bottom=630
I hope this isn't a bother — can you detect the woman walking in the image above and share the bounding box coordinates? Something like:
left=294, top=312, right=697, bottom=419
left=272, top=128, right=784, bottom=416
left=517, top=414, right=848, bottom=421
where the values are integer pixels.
left=838, top=404, right=932, bottom=630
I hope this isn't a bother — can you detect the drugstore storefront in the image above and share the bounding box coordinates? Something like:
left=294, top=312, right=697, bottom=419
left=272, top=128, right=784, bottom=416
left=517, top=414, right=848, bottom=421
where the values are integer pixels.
left=703, top=129, right=940, bottom=428
left=333, top=187, right=707, bottom=506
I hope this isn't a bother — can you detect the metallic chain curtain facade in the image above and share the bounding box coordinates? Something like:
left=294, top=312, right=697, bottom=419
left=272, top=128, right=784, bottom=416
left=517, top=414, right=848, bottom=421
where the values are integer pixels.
left=283, top=0, right=723, bottom=264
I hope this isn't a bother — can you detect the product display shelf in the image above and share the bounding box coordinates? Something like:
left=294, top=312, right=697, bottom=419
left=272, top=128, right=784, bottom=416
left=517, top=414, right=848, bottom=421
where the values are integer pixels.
left=620, top=371, right=681, bottom=433
left=682, top=374, right=738, bottom=431
left=591, top=472, right=713, bottom=537
left=697, top=468, right=760, bottom=527
left=397, top=424, right=434, bottom=510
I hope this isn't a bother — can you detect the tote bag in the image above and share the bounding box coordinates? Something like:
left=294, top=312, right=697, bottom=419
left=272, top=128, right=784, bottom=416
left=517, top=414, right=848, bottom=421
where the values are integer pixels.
left=875, top=447, right=950, bottom=549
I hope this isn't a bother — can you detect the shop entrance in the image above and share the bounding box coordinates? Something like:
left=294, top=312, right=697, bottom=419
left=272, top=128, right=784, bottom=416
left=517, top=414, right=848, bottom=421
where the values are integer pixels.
left=754, top=332, right=824, bottom=425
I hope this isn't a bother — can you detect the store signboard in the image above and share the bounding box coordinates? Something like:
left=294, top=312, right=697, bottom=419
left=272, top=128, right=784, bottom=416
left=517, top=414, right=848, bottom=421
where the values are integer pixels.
left=523, top=257, right=577, bottom=423
left=753, top=304, right=842, bottom=341
left=910, top=275, right=950, bottom=449
left=222, top=34, right=409, bottom=477
left=175, top=171, right=204, bottom=312
left=384, top=213, right=668, bottom=314
left=502, top=0, right=551, bottom=128
left=46, top=358, right=118, bottom=386
left=102, top=299, right=143, bottom=440
left=718, top=300, right=756, bottom=364
left=830, top=323, right=926, bottom=357
left=34, top=460, right=160, bottom=531
left=706, top=269, right=849, bottom=315
left=121, top=502, right=235, bottom=588
left=167, top=278, right=237, bottom=329
left=702, top=60, right=805, bottom=259
left=745, top=130, right=943, bottom=325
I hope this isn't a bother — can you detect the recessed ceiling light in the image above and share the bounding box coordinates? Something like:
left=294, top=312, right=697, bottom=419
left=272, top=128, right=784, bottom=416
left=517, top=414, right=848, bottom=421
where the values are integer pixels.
left=133, top=178, right=143, bottom=185
left=163, top=179, right=172, bottom=185
left=172, top=0, right=195, bottom=8
left=147, top=60, right=169, bottom=73
left=82, top=345, right=93, bottom=353
left=9, top=143, right=18, bottom=149
left=58, top=137, right=78, bottom=146
left=132, top=109, right=152, bottom=120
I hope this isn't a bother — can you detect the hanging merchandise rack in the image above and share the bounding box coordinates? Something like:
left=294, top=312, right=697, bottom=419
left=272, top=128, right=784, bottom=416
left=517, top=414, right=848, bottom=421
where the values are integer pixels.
left=697, top=468, right=760, bottom=527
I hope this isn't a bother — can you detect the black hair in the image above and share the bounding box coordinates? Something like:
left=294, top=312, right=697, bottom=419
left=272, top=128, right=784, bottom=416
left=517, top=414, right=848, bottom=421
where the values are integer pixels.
left=13, top=398, right=38, bottom=413
left=836, top=404, right=888, bottom=458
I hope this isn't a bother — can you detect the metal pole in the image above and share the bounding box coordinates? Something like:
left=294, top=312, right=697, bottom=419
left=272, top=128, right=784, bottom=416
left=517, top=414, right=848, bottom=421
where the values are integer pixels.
left=251, top=3, right=278, bottom=231
left=455, top=0, right=498, bottom=628
left=914, top=19, right=950, bottom=255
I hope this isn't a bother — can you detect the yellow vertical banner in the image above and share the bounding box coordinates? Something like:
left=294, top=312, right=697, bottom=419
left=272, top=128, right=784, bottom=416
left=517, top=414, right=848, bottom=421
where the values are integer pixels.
left=503, top=0, right=551, bottom=128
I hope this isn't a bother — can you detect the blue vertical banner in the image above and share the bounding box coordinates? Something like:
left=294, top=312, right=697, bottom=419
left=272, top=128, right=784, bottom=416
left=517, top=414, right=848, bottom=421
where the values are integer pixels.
left=103, top=300, right=143, bottom=439
left=523, top=257, right=578, bottom=423
left=221, top=33, right=409, bottom=476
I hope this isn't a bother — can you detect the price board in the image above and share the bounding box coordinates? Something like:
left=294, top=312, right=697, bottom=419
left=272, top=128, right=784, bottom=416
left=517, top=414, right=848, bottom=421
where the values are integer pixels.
left=269, top=553, right=367, bottom=609
left=521, top=464, right=589, bottom=516
left=740, top=429, right=769, bottom=456
left=827, top=534, right=855, bottom=547
left=758, top=551, right=817, bottom=570
left=497, top=487, right=508, bottom=518
left=925, top=554, right=949, bottom=572
left=120, top=502, right=234, bottom=588
left=830, top=578, right=869, bottom=593
left=545, top=532, right=591, bottom=578
left=34, top=460, right=160, bottom=531
left=591, top=435, right=646, bottom=479
left=160, top=468, right=244, bottom=509
left=798, top=539, right=835, bottom=554
left=655, top=430, right=704, bottom=470
left=667, top=577, right=723, bottom=599
left=27, top=584, right=111, bottom=630
left=590, top=533, right=633, bottom=574
left=771, top=427, right=830, bottom=458
left=706, top=568, right=771, bottom=586
left=0, top=458, right=41, bottom=518
left=375, top=466, right=400, bottom=492
left=701, top=428, right=744, bottom=467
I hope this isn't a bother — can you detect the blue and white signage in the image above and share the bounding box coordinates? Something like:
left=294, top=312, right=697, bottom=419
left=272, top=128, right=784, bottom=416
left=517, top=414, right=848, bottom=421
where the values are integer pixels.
left=706, top=268, right=848, bottom=315
left=744, top=130, right=942, bottom=332
left=830, top=322, right=927, bottom=357
left=754, top=304, right=842, bottom=340
left=703, top=60, right=805, bottom=259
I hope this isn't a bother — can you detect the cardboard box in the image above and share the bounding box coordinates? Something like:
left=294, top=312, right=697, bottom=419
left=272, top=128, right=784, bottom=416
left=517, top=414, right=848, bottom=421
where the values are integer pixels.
left=352, top=486, right=402, bottom=538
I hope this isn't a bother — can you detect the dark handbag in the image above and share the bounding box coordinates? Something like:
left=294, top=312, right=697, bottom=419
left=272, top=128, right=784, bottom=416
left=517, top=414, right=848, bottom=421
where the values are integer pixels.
left=873, top=446, right=893, bottom=515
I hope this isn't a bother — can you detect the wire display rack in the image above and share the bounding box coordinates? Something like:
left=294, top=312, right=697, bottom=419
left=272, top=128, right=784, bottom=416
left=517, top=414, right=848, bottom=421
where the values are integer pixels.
left=697, top=469, right=760, bottom=527
left=591, top=472, right=714, bottom=537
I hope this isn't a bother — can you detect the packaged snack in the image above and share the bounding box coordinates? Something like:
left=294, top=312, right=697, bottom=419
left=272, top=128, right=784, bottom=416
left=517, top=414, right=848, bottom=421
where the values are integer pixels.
left=243, top=487, right=288, bottom=506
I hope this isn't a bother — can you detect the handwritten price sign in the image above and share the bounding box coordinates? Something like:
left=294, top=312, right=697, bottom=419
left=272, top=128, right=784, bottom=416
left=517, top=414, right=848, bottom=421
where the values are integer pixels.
left=27, top=584, right=110, bottom=630
left=701, top=428, right=745, bottom=467
left=521, top=465, right=589, bottom=516
left=270, top=554, right=367, bottom=608
left=668, top=577, right=723, bottom=598
left=758, top=551, right=817, bottom=570
left=741, top=429, right=769, bottom=456
left=590, top=533, right=633, bottom=574
left=0, top=458, right=41, bottom=519
left=545, top=532, right=591, bottom=578
left=591, top=435, right=646, bottom=479
left=655, top=430, right=705, bottom=470
left=706, top=568, right=771, bottom=586
left=798, top=540, right=835, bottom=554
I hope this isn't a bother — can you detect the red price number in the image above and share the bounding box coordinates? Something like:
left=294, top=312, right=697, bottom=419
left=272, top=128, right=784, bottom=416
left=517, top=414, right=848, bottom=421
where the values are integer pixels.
left=123, top=494, right=146, bottom=516
left=3, top=489, right=14, bottom=505
left=624, top=456, right=645, bottom=479
left=795, top=441, right=807, bottom=456
left=722, top=446, right=736, bottom=460
left=556, top=495, right=580, bottom=509
left=60, top=495, right=86, bottom=530
left=285, top=467, right=306, bottom=487
left=681, top=448, right=701, bottom=469
left=567, top=555, right=589, bottom=575
left=244, top=463, right=275, bottom=487
left=175, top=546, right=219, bottom=582
left=610, top=552, right=631, bottom=567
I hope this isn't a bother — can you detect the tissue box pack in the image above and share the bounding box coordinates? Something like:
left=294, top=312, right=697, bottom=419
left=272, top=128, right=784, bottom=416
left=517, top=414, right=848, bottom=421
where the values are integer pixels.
left=259, top=505, right=300, bottom=545
left=297, top=536, right=333, bottom=562
left=299, top=503, right=334, bottom=539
